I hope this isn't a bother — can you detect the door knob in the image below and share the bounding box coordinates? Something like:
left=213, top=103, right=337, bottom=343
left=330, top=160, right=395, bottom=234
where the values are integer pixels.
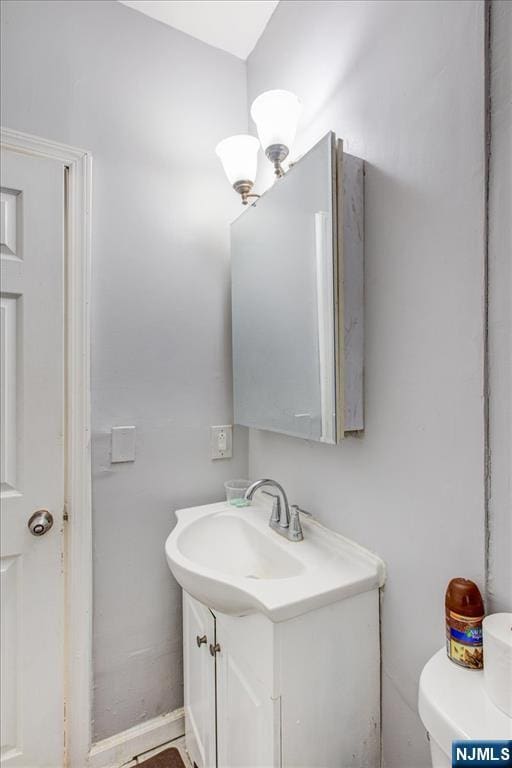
left=196, top=634, right=207, bottom=648
left=209, top=643, right=221, bottom=656
left=28, top=510, right=54, bottom=536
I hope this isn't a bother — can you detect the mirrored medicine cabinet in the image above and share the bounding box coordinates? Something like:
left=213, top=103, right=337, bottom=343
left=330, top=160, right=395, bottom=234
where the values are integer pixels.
left=230, top=132, right=364, bottom=444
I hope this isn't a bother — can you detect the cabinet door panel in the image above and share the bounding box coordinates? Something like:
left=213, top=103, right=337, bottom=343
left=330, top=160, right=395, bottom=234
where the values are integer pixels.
left=216, top=613, right=280, bottom=768
left=184, top=593, right=216, bottom=768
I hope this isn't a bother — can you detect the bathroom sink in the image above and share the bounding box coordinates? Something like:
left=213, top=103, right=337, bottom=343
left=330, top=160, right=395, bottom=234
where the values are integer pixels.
left=165, top=501, right=385, bottom=621
left=177, top=513, right=304, bottom=580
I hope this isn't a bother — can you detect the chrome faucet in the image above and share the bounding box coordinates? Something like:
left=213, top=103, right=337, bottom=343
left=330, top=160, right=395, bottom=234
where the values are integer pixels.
left=244, top=479, right=311, bottom=542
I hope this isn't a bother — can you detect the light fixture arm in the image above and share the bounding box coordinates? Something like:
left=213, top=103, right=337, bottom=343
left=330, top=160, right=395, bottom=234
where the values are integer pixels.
left=265, top=143, right=289, bottom=178
left=233, top=180, right=261, bottom=206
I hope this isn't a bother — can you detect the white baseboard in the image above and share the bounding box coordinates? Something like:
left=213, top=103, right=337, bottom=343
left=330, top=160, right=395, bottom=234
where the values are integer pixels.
left=88, top=708, right=185, bottom=768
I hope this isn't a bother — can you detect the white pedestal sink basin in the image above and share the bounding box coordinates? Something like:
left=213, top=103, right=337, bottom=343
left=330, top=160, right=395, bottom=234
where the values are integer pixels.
left=165, top=501, right=385, bottom=621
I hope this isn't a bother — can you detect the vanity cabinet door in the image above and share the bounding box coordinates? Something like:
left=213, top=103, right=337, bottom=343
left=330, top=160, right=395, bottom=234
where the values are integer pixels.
left=215, top=612, right=280, bottom=768
left=183, top=593, right=216, bottom=768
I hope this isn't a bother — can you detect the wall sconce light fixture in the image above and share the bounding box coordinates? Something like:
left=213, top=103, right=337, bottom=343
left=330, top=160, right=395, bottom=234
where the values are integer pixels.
left=215, top=134, right=260, bottom=205
left=251, top=90, right=302, bottom=177
left=216, top=90, right=302, bottom=204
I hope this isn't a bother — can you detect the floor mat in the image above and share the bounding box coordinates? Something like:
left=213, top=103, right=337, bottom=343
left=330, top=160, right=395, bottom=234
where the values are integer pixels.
left=138, top=746, right=186, bottom=768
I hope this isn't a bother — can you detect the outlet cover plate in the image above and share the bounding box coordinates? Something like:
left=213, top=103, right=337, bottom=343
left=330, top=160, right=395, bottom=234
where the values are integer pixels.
left=210, top=425, right=232, bottom=460
left=111, top=426, right=136, bottom=463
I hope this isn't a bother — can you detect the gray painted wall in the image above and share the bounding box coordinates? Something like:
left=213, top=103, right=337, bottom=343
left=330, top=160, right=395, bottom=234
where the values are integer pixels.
left=1, top=0, right=248, bottom=741
left=488, top=0, right=512, bottom=613
left=247, top=2, right=487, bottom=766
left=2, top=0, right=508, bottom=761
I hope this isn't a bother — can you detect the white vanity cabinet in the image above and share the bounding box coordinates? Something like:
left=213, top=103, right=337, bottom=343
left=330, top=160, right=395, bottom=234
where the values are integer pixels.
left=183, top=588, right=380, bottom=768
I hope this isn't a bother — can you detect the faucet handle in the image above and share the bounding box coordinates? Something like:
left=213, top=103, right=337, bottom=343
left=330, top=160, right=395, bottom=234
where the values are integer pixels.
left=290, top=504, right=312, bottom=518
left=262, top=490, right=281, bottom=525
left=288, top=504, right=309, bottom=542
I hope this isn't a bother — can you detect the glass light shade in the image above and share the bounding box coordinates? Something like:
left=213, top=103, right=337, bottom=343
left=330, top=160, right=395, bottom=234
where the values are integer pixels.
left=250, top=90, right=302, bottom=152
left=215, top=134, right=259, bottom=186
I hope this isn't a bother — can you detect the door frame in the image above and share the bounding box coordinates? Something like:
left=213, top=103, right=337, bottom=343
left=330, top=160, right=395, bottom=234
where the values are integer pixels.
left=1, top=127, right=93, bottom=768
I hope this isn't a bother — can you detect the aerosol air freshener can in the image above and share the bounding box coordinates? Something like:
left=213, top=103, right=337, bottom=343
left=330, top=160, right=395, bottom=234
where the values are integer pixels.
left=445, top=578, right=484, bottom=669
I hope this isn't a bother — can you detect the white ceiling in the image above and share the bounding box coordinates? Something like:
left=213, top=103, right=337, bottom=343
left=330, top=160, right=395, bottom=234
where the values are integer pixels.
left=118, top=1, right=279, bottom=60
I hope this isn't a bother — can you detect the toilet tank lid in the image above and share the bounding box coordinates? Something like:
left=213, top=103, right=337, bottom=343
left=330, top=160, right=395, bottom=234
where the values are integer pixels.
left=418, top=649, right=512, bottom=758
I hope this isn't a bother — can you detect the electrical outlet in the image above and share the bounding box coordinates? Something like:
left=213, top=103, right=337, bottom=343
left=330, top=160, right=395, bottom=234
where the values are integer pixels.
left=210, top=425, right=232, bottom=459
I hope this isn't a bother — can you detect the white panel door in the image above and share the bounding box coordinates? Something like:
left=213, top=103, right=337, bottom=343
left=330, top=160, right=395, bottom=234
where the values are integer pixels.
left=183, top=594, right=216, bottom=768
left=1, top=149, right=65, bottom=767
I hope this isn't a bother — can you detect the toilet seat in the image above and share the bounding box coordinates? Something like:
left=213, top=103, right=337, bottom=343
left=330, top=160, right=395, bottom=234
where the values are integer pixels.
left=419, top=649, right=512, bottom=762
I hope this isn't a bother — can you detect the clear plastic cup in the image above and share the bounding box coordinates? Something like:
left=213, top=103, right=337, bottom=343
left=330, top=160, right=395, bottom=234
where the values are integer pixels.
left=224, top=479, right=252, bottom=505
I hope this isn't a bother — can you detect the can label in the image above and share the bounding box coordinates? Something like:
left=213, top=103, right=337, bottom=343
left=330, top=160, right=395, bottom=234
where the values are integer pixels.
left=446, top=610, right=484, bottom=669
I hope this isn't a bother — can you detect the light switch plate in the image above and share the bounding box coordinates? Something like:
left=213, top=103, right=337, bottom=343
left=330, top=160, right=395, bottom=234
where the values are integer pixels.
left=111, top=426, right=136, bottom=463
left=210, top=425, right=232, bottom=459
